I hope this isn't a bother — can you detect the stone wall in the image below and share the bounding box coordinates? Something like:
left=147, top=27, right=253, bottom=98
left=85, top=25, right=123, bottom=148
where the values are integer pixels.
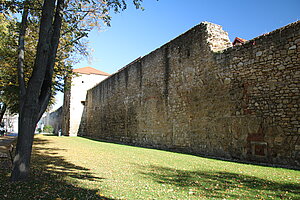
left=40, top=106, right=62, bottom=134
left=80, top=21, right=300, bottom=167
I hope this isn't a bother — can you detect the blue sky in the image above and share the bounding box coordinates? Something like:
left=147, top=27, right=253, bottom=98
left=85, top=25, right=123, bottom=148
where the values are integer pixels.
left=74, top=0, right=300, bottom=74
left=53, top=0, right=299, bottom=109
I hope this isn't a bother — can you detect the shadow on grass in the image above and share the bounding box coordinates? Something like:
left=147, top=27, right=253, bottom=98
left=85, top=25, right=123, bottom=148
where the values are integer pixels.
left=0, top=137, right=113, bottom=200
left=137, top=165, right=300, bottom=199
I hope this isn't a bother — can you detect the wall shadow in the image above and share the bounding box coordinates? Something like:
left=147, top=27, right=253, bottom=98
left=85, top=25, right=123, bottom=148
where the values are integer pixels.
left=0, top=137, right=113, bottom=200
left=136, top=164, right=300, bottom=199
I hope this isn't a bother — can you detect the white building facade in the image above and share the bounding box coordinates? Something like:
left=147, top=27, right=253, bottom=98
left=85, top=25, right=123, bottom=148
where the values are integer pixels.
left=62, top=67, right=110, bottom=136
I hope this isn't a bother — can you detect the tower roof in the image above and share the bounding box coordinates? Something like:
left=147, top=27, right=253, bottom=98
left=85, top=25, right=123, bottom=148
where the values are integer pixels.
left=73, top=67, right=110, bottom=76
left=232, top=37, right=247, bottom=46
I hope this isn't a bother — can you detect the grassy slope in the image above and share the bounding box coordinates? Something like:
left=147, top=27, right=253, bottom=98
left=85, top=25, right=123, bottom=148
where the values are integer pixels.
left=0, top=135, right=299, bottom=200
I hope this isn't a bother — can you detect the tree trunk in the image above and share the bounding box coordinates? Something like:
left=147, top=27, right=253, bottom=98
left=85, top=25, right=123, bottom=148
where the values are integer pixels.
left=11, top=105, right=38, bottom=181
left=10, top=0, right=30, bottom=181
left=11, top=0, right=64, bottom=181
left=0, top=103, right=7, bottom=124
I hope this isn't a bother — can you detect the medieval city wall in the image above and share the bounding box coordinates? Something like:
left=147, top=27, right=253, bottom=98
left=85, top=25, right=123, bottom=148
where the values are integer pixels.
left=80, top=21, right=300, bottom=167
left=40, top=106, right=62, bottom=134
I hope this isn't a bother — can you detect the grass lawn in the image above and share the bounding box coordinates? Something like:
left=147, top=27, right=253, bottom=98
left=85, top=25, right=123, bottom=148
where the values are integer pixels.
left=0, top=135, right=299, bottom=199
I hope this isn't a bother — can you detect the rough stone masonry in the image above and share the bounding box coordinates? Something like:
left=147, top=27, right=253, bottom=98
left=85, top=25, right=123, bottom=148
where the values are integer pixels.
left=79, top=21, right=300, bottom=168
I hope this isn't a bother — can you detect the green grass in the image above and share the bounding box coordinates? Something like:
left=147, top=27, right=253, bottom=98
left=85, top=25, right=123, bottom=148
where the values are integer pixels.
left=0, top=135, right=299, bottom=199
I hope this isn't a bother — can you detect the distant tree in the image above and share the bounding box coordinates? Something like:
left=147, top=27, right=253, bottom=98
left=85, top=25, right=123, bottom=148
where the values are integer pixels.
left=0, top=0, right=143, bottom=181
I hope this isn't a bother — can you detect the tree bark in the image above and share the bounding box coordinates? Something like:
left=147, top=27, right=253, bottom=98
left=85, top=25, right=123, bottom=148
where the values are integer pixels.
left=11, top=0, right=32, bottom=181
left=11, top=0, right=64, bottom=181
left=0, top=103, right=7, bottom=124
left=10, top=106, right=38, bottom=181
left=17, top=1, right=28, bottom=108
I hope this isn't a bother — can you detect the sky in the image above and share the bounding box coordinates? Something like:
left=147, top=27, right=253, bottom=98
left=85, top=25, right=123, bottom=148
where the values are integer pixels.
left=53, top=0, right=300, bottom=109
left=74, top=0, right=300, bottom=74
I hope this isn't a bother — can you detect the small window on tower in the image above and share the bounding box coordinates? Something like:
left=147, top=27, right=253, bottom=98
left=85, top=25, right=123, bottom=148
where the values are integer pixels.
left=82, top=81, right=84, bottom=83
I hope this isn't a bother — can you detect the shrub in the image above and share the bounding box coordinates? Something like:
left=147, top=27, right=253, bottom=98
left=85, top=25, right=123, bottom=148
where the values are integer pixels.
left=43, top=125, right=54, bottom=133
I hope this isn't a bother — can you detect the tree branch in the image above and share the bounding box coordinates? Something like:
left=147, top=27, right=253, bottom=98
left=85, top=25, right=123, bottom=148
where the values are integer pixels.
left=60, top=11, right=90, bottom=36
left=38, top=0, right=65, bottom=120
left=25, top=0, right=56, bottom=104
left=17, top=0, right=29, bottom=111
left=58, top=34, right=87, bottom=52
